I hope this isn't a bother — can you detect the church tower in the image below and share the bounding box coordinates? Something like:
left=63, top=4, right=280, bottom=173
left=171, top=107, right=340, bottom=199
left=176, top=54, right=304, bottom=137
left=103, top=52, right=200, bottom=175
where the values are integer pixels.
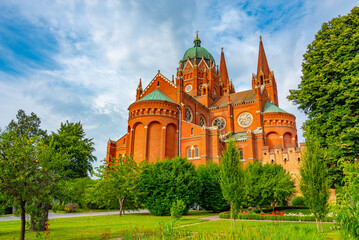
left=252, top=37, right=278, bottom=106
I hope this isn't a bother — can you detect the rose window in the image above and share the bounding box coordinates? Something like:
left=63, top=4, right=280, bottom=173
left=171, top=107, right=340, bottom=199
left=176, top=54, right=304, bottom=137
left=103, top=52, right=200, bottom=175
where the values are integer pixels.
left=212, top=117, right=226, bottom=131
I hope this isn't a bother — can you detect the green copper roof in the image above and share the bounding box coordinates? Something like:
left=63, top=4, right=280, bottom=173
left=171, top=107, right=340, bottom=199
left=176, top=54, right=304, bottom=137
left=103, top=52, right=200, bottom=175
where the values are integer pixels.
left=137, top=89, right=176, bottom=103
left=263, top=101, right=288, bottom=113
left=182, top=35, right=214, bottom=62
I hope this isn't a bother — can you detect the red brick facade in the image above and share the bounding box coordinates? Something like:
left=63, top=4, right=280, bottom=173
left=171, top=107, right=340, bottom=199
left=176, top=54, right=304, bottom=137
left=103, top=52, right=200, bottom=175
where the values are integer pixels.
left=107, top=35, right=303, bottom=174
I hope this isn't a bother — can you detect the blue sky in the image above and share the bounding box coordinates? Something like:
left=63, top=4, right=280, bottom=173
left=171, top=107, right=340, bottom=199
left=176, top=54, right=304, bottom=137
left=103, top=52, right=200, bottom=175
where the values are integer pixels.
left=0, top=0, right=357, bottom=170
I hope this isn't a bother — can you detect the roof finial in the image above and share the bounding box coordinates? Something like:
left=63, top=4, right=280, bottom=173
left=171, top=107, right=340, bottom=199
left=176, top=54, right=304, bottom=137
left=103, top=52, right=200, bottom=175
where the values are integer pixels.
left=194, top=30, right=201, bottom=47
left=260, top=35, right=262, bottom=42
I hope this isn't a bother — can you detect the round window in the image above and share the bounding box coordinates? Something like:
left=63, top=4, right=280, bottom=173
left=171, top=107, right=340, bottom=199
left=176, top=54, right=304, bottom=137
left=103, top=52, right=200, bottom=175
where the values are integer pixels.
left=212, top=117, right=226, bottom=131
left=237, top=112, right=253, bottom=128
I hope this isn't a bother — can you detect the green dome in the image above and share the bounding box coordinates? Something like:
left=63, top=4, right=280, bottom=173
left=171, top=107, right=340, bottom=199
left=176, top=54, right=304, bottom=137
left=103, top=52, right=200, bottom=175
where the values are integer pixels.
left=182, top=34, right=215, bottom=63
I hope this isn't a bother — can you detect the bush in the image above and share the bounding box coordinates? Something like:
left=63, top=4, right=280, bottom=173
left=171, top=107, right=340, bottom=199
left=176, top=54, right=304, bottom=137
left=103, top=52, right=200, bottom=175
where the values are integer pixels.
left=171, top=199, right=186, bottom=221
left=291, top=196, right=307, bottom=207
left=197, top=163, right=230, bottom=213
left=140, top=157, right=199, bottom=216
left=64, top=203, right=78, bottom=213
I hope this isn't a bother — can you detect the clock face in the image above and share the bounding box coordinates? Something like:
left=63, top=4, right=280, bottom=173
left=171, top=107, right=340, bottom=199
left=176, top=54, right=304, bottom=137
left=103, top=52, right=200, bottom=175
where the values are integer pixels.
left=212, top=117, right=226, bottom=131
left=237, top=112, right=253, bottom=128
left=185, top=84, right=192, bottom=92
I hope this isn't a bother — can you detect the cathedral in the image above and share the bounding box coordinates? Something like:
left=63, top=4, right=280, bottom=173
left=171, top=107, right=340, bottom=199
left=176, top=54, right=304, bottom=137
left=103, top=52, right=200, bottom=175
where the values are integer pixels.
left=107, top=34, right=303, bottom=176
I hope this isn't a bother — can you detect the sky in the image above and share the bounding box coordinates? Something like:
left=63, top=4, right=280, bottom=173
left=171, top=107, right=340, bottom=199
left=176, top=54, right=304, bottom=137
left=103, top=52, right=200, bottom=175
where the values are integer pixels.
left=0, top=0, right=357, bottom=170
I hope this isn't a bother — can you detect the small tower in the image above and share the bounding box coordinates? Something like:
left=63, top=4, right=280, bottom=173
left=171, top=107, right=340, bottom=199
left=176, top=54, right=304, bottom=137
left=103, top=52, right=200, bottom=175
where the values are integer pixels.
left=136, top=78, right=143, bottom=101
left=252, top=37, right=278, bottom=106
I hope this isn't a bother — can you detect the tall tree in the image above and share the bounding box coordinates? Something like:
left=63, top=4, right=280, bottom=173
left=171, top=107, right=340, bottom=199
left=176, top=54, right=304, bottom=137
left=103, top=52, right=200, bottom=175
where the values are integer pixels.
left=94, top=156, right=142, bottom=216
left=50, top=121, right=96, bottom=178
left=219, top=138, right=245, bottom=227
left=288, top=7, right=359, bottom=186
left=299, top=134, right=330, bottom=232
left=7, top=109, right=47, bottom=138
left=0, top=130, right=68, bottom=240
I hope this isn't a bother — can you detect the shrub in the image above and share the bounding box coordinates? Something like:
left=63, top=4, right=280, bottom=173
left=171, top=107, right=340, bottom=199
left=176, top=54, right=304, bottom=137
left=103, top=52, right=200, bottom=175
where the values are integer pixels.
left=171, top=199, right=186, bottom=221
left=140, top=157, right=199, bottom=216
left=291, top=196, right=307, bottom=207
left=197, top=163, right=229, bottom=212
left=64, top=203, right=78, bottom=213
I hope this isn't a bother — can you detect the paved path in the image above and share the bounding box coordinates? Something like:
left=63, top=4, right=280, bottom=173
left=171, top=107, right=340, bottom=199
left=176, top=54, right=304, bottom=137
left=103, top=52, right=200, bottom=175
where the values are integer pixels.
left=0, top=209, right=149, bottom=222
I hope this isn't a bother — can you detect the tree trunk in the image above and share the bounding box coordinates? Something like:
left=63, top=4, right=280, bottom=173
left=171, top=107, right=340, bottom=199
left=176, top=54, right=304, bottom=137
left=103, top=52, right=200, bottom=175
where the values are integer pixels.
left=230, top=202, right=236, bottom=228
left=320, top=219, right=324, bottom=232
left=272, top=201, right=276, bottom=212
left=20, top=201, right=26, bottom=240
left=119, top=197, right=125, bottom=216
left=315, top=217, right=319, bottom=232
left=30, top=202, right=52, bottom=231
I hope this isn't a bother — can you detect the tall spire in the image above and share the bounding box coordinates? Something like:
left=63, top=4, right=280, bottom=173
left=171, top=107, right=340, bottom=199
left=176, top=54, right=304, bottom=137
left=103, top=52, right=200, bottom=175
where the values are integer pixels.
left=220, top=47, right=229, bottom=87
left=257, top=36, right=270, bottom=77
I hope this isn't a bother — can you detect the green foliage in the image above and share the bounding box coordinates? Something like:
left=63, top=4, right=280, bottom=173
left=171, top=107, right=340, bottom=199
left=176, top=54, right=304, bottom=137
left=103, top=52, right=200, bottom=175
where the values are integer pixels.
left=245, top=161, right=295, bottom=211
left=140, top=156, right=199, bottom=216
left=291, top=196, right=307, bottom=207
left=219, top=137, right=245, bottom=222
left=288, top=7, right=359, bottom=186
left=7, top=109, right=47, bottom=139
left=94, top=156, right=142, bottom=215
left=171, top=199, right=186, bottom=221
left=335, top=161, right=359, bottom=239
left=299, top=135, right=330, bottom=232
left=197, top=163, right=229, bottom=212
left=50, top=120, right=96, bottom=178
left=0, top=130, right=68, bottom=239
left=57, top=177, right=96, bottom=209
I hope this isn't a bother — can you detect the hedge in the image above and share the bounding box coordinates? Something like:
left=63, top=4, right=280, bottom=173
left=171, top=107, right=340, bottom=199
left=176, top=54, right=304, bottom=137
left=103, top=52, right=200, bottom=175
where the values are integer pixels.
left=219, top=212, right=335, bottom=222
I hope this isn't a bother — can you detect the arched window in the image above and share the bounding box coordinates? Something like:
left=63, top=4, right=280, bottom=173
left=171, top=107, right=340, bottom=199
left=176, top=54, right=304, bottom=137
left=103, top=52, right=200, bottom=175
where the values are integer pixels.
left=200, top=115, right=206, bottom=127
left=271, top=159, right=274, bottom=164
left=191, top=128, right=194, bottom=135
left=185, top=107, right=193, bottom=122
left=239, top=150, right=244, bottom=160
left=194, top=147, right=199, bottom=158
left=187, top=148, right=192, bottom=158
left=297, top=158, right=301, bottom=164
left=284, top=158, right=287, bottom=165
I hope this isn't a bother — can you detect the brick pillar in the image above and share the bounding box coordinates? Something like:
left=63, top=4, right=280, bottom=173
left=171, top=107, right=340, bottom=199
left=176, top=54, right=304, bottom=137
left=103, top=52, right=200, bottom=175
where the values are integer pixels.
left=143, top=125, right=148, bottom=161
left=160, top=126, right=166, bottom=159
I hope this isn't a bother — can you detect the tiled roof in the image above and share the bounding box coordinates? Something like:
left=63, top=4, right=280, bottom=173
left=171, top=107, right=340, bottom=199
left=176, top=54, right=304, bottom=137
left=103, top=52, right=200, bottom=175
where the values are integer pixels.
left=210, top=90, right=255, bottom=108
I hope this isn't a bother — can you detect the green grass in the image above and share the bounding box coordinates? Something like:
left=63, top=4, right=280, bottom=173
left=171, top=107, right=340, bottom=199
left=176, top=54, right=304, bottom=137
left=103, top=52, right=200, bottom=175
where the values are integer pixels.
left=0, top=211, right=340, bottom=240
left=181, top=220, right=340, bottom=240
left=0, top=211, right=213, bottom=240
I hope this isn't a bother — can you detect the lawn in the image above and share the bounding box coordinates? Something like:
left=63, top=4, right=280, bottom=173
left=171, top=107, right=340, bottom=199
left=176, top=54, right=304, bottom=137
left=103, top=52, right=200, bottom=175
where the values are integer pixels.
left=0, top=211, right=340, bottom=240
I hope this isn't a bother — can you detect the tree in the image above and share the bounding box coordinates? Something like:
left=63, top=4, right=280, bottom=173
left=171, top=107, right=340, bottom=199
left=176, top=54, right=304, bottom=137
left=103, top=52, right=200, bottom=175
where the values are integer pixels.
left=219, top=138, right=245, bottom=227
left=288, top=7, right=359, bottom=186
left=245, top=161, right=295, bottom=212
left=7, top=109, right=47, bottom=138
left=94, top=156, right=142, bottom=216
left=139, top=156, right=199, bottom=216
left=0, top=130, right=68, bottom=240
left=299, top=135, right=330, bottom=232
left=197, top=163, right=229, bottom=212
left=50, top=120, right=96, bottom=178
left=336, top=161, right=359, bottom=239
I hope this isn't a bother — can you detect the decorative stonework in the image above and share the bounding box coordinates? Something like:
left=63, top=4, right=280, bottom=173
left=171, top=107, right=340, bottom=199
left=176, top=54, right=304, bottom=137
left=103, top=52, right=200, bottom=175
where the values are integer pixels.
left=237, top=112, right=253, bottom=128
